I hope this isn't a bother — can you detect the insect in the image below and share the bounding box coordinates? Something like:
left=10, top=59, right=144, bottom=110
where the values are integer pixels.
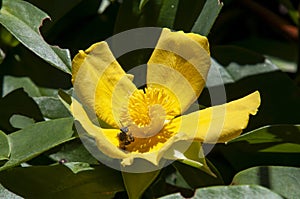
left=117, top=126, right=135, bottom=150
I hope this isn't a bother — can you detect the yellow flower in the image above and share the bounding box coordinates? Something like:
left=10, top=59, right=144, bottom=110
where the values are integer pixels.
left=70, top=28, right=260, bottom=167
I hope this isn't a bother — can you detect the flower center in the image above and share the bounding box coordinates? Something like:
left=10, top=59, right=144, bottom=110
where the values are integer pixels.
left=120, top=87, right=180, bottom=138
left=118, top=87, right=180, bottom=152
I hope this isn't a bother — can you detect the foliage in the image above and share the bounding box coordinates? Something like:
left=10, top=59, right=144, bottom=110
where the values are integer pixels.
left=0, top=0, right=299, bottom=198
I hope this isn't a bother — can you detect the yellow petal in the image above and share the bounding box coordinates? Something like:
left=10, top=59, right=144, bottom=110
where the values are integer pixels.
left=71, top=97, right=175, bottom=168
left=147, top=28, right=211, bottom=114
left=72, top=42, right=137, bottom=128
left=171, top=91, right=261, bottom=143
left=71, top=98, right=128, bottom=159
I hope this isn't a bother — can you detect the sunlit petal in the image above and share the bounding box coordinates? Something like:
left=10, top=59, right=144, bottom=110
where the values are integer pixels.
left=147, top=28, right=211, bottom=114
left=72, top=42, right=137, bottom=128
left=71, top=98, right=128, bottom=159
left=171, top=91, right=261, bottom=143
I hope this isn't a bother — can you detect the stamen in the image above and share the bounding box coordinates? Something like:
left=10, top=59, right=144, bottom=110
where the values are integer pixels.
left=118, top=87, right=180, bottom=152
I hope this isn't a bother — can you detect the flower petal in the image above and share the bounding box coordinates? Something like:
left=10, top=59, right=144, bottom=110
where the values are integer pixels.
left=170, top=91, right=261, bottom=143
left=71, top=98, right=128, bottom=159
left=147, top=28, right=211, bottom=114
left=72, top=42, right=137, bottom=127
left=72, top=97, right=178, bottom=168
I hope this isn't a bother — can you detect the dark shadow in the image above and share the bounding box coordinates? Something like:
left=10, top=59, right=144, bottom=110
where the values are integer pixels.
left=259, top=166, right=270, bottom=188
left=0, top=88, right=43, bottom=133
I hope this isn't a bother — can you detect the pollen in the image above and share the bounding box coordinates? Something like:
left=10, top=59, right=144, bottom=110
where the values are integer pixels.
left=118, top=87, right=181, bottom=152
left=127, top=87, right=179, bottom=127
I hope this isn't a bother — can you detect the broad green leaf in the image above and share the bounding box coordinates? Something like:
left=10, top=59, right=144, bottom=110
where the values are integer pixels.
left=191, top=0, right=223, bottom=36
left=220, top=125, right=300, bottom=170
left=2, top=76, right=41, bottom=97
left=265, top=55, right=297, bottom=73
left=232, top=166, right=300, bottom=199
left=0, top=0, right=71, bottom=74
left=157, top=0, right=179, bottom=29
left=38, top=87, right=59, bottom=97
left=230, top=124, right=300, bottom=153
left=2, top=76, right=59, bottom=97
left=211, top=46, right=279, bottom=81
left=229, top=125, right=300, bottom=149
left=0, top=164, right=124, bottom=198
left=0, top=130, right=10, bottom=161
left=9, top=114, right=35, bottom=129
left=158, top=185, right=283, bottom=199
left=0, top=118, right=74, bottom=172
left=226, top=59, right=278, bottom=81
left=206, top=58, right=234, bottom=87
left=49, top=139, right=99, bottom=165
left=2, top=76, right=70, bottom=119
left=122, top=170, right=160, bottom=199
left=63, top=162, right=94, bottom=174
left=33, top=96, right=71, bottom=119
left=0, top=183, right=22, bottom=199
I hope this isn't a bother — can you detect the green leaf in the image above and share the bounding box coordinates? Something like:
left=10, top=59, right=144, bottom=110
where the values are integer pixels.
left=210, top=46, right=279, bottom=82
left=0, top=130, right=10, bottom=161
left=49, top=139, right=99, bottom=165
left=265, top=55, right=297, bottom=73
left=206, top=58, right=235, bottom=87
left=0, top=183, right=22, bottom=199
left=225, top=59, right=278, bottom=81
left=9, top=114, right=35, bottom=129
left=158, top=185, right=284, bottom=199
left=2, top=76, right=60, bottom=98
left=220, top=125, right=300, bottom=170
left=157, top=0, right=179, bottom=29
left=232, top=166, right=300, bottom=199
left=191, top=0, right=223, bottom=36
left=122, top=170, right=160, bottom=199
left=229, top=125, right=300, bottom=149
left=0, top=118, right=74, bottom=172
left=63, top=162, right=94, bottom=174
left=38, top=87, right=59, bottom=97
left=0, top=164, right=124, bottom=198
left=33, top=96, right=71, bottom=119
left=0, top=0, right=71, bottom=74
left=2, top=76, right=70, bottom=119
left=2, top=76, right=41, bottom=97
